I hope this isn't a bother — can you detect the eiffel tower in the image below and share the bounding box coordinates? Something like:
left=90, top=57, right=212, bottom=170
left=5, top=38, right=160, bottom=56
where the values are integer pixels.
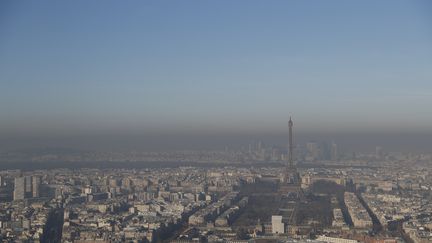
left=278, top=117, right=303, bottom=226
left=279, top=117, right=301, bottom=196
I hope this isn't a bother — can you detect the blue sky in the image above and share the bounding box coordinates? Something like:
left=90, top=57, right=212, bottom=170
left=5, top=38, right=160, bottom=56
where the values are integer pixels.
left=1, top=0, right=432, bottom=142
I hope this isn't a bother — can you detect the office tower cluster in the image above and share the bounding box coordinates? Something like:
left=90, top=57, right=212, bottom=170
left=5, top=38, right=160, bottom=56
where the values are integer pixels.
left=303, top=141, right=339, bottom=162
left=13, top=175, right=41, bottom=201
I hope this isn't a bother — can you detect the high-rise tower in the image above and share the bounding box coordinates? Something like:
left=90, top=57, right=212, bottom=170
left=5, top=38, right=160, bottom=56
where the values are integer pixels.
left=14, top=177, right=25, bottom=201
left=32, top=176, right=41, bottom=198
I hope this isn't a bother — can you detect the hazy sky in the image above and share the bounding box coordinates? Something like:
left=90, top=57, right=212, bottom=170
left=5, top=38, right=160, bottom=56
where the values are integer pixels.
left=1, top=1, right=432, bottom=150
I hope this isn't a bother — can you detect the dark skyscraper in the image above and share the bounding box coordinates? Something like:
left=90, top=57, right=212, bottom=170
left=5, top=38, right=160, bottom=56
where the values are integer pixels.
left=25, top=176, right=32, bottom=194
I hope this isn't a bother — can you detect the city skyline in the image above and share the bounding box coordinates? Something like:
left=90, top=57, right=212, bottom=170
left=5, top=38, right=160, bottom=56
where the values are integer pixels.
left=1, top=2, right=432, bottom=242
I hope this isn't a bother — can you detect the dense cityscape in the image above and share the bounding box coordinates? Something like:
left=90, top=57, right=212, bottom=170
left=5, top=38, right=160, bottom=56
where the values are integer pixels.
left=1, top=120, right=432, bottom=242
left=2, top=1, right=431, bottom=243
